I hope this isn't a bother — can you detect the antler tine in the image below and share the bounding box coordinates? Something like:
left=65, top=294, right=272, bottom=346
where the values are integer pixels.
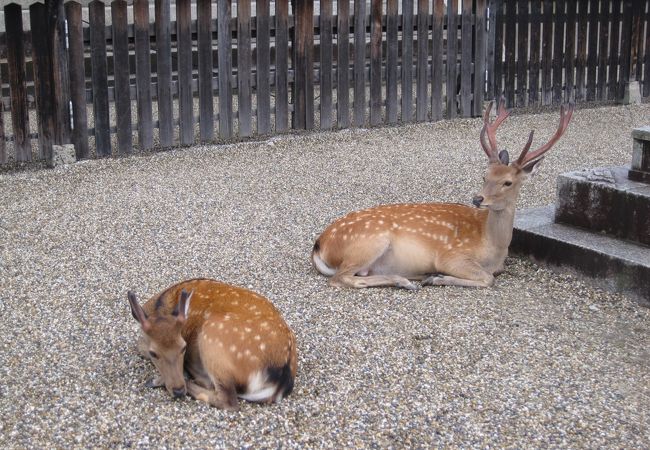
left=516, top=103, right=575, bottom=167
left=479, top=101, right=495, bottom=160
left=480, top=96, right=511, bottom=163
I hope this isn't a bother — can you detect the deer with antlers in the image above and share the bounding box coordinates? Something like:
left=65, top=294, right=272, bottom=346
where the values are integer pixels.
left=312, top=98, right=574, bottom=289
left=127, top=279, right=297, bottom=409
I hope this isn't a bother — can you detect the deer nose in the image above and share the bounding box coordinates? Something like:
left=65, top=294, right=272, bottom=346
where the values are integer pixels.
left=172, top=387, right=186, bottom=398
left=472, top=196, right=484, bottom=207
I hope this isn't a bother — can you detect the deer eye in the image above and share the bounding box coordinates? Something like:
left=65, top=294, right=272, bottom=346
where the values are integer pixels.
left=149, top=351, right=159, bottom=359
left=503, top=181, right=512, bottom=187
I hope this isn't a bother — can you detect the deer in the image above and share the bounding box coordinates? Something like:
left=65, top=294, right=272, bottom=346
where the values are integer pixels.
left=127, top=278, right=297, bottom=409
left=311, top=98, right=574, bottom=289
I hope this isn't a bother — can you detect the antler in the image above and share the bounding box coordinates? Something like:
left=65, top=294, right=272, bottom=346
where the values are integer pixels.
left=515, top=103, right=575, bottom=167
left=480, top=96, right=511, bottom=164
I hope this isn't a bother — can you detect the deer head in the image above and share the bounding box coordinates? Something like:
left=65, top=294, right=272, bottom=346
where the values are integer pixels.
left=127, top=289, right=193, bottom=398
left=472, top=97, right=574, bottom=211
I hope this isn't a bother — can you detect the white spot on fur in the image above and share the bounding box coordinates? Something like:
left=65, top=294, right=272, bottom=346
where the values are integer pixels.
left=229, top=345, right=237, bottom=352
left=259, top=343, right=267, bottom=351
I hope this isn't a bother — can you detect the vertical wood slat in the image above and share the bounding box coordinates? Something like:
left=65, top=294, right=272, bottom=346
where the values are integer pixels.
left=177, top=0, right=193, bottom=144
left=618, top=0, right=634, bottom=98
left=111, top=0, right=133, bottom=154
left=516, top=1, right=528, bottom=107
left=586, top=0, right=599, bottom=100
left=319, top=0, right=333, bottom=129
left=370, top=0, right=383, bottom=125
left=353, top=0, right=366, bottom=126
left=336, top=0, right=350, bottom=128
left=486, top=0, right=498, bottom=101
left=541, top=0, right=553, bottom=105
left=493, top=0, right=505, bottom=99
left=89, top=1, right=111, bottom=156
left=504, top=0, right=516, bottom=107
left=607, top=0, right=620, bottom=100
left=65, top=2, right=88, bottom=159
left=386, top=0, right=399, bottom=124
left=257, top=0, right=271, bottom=134
left=197, top=0, right=214, bottom=140
left=275, top=0, right=289, bottom=132
left=294, top=0, right=314, bottom=130
left=416, top=0, right=428, bottom=121
left=597, top=0, right=610, bottom=101
left=5, top=4, right=31, bottom=161
left=402, top=0, right=414, bottom=121
left=155, top=0, right=174, bottom=147
left=431, top=0, right=444, bottom=120
left=473, top=0, right=487, bottom=116
left=575, top=0, right=589, bottom=101
left=217, top=0, right=233, bottom=137
left=447, top=0, right=459, bottom=117
left=644, top=1, right=650, bottom=97
left=565, top=0, right=577, bottom=102
left=0, top=62, right=4, bottom=163
left=528, top=0, right=541, bottom=104
left=51, top=1, right=71, bottom=145
left=460, top=0, right=473, bottom=116
left=552, top=0, right=566, bottom=104
left=134, top=0, right=153, bottom=149
left=30, top=3, right=54, bottom=161
left=630, top=0, right=644, bottom=81
left=237, top=0, right=253, bottom=135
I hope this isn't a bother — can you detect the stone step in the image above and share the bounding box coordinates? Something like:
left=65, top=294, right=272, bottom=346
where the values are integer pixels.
left=511, top=205, right=650, bottom=304
left=555, top=166, right=650, bottom=246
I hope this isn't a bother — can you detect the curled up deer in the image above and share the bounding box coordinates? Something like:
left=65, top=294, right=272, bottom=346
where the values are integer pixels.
left=127, top=279, right=297, bottom=409
left=312, top=98, right=574, bottom=289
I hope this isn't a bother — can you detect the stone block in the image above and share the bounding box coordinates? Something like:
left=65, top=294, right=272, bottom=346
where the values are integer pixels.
left=622, top=80, right=642, bottom=105
left=52, top=144, right=77, bottom=167
left=512, top=205, right=650, bottom=304
left=554, top=167, right=650, bottom=246
left=629, top=126, right=650, bottom=183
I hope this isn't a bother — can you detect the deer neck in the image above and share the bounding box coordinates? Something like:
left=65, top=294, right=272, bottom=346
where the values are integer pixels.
left=484, top=205, right=516, bottom=249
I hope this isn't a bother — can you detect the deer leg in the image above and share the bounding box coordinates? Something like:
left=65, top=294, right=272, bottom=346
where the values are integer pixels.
left=330, top=238, right=418, bottom=290
left=423, top=257, right=494, bottom=288
left=187, top=381, right=239, bottom=410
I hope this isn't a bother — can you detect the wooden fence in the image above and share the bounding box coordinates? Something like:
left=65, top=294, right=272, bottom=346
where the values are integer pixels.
left=0, top=0, right=648, bottom=166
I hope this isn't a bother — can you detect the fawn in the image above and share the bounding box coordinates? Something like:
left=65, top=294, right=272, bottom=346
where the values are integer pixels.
left=127, top=278, right=297, bottom=409
left=312, top=98, right=574, bottom=289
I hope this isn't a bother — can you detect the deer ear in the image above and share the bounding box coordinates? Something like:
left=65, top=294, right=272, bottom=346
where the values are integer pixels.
left=127, top=291, right=151, bottom=332
left=172, top=289, right=193, bottom=322
left=521, top=157, right=544, bottom=176
left=498, top=150, right=510, bottom=165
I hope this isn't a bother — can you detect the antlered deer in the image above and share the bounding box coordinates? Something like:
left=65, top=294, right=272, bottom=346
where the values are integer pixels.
left=312, top=98, right=574, bottom=289
left=127, top=278, right=297, bottom=409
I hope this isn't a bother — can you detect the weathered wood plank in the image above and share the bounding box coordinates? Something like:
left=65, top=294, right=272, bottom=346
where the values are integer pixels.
left=238, top=0, right=252, bottom=135
left=447, top=0, right=459, bottom=117
left=5, top=4, right=31, bottom=161
left=177, top=0, right=193, bottom=144
left=275, top=0, right=288, bottom=132
left=353, top=0, right=366, bottom=126
left=575, top=0, right=589, bottom=101
left=111, top=0, right=133, bottom=154
left=644, top=0, right=650, bottom=97
left=218, top=0, right=233, bottom=137
left=541, top=0, right=553, bottom=105
left=486, top=0, right=498, bottom=101
left=473, top=0, right=487, bottom=116
left=89, top=0, right=111, bottom=156
left=30, top=3, right=54, bottom=161
left=597, top=0, right=610, bottom=101
left=320, top=0, right=333, bottom=130
left=431, top=0, right=444, bottom=120
left=552, top=0, right=565, bottom=104
left=607, top=0, right=620, bottom=100
left=155, top=0, right=174, bottom=147
left=257, top=0, right=271, bottom=134
left=565, top=0, right=577, bottom=102
left=65, top=2, right=89, bottom=159
left=336, top=0, right=350, bottom=128
left=197, top=0, right=214, bottom=140
left=460, top=0, right=473, bottom=116
left=294, top=0, right=314, bottom=130
left=370, top=0, right=383, bottom=125
left=51, top=1, right=71, bottom=146
left=386, top=0, right=398, bottom=123
left=493, top=0, right=504, bottom=99
left=618, top=0, right=634, bottom=99
left=515, top=1, right=528, bottom=107
left=528, top=0, right=541, bottom=104
left=402, top=0, right=414, bottom=121
left=586, top=0, right=599, bottom=101
left=504, top=0, right=516, bottom=107
left=416, top=0, right=428, bottom=121
left=134, top=0, right=153, bottom=149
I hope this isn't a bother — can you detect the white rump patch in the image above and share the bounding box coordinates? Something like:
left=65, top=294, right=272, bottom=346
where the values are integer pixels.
left=312, top=251, right=336, bottom=277
left=238, top=371, right=276, bottom=403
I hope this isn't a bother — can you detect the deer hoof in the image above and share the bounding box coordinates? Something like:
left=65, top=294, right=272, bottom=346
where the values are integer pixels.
left=422, top=275, right=444, bottom=286
left=398, top=280, right=419, bottom=291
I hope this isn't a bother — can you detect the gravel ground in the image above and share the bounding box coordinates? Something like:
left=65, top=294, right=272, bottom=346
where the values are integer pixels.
left=1, top=103, right=649, bottom=448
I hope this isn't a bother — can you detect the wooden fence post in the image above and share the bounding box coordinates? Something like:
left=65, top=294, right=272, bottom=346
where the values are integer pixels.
left=473, top=0, right=487, bottom=116
left=294, top=0, right=314, bottom=130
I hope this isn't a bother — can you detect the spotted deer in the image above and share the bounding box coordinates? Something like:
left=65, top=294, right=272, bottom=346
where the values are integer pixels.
left=312, top=98, right=574, bottom=289
left=127, top=278, right=297, bottom=409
